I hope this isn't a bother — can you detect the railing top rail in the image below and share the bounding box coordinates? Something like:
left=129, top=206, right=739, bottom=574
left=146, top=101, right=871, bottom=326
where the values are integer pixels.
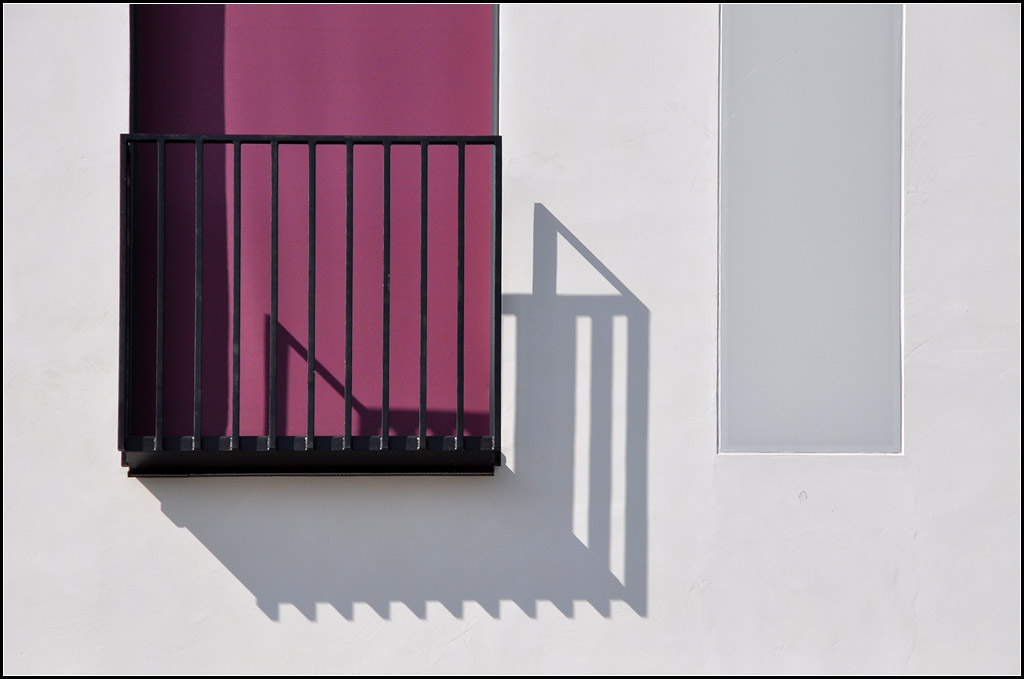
left=123, top=133, right=500, bottom=145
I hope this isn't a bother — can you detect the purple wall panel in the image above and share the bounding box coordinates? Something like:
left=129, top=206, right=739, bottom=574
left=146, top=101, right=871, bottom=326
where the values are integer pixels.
left=132, top=5, right=493, bottom=438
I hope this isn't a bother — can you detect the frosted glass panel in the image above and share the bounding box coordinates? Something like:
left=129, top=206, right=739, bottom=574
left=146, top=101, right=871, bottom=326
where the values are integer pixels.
left=718, top=4, right=902, bottom=453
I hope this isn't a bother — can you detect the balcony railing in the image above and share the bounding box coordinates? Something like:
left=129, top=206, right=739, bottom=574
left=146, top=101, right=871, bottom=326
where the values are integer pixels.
left=119, top=134, right=501, bottom=475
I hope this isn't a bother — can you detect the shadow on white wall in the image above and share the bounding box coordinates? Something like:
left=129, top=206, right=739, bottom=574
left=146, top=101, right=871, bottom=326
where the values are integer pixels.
left=140, top=203, right=649, bottom=619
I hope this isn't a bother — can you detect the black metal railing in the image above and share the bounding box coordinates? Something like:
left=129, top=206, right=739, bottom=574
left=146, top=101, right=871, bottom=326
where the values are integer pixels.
left=119, top=134, right=501, bottom=475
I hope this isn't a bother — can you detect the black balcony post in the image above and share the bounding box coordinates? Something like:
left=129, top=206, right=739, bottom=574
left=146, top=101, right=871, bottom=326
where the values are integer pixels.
left=419, top=141, right=429, bottom=450
left=192, top=139, right=204, bottom=449
left=307, top=141, right=316, bottom=449
left=232, top=141, right=242, bottom=449
left=154, top=138, right=166, bottom=452
left=269, top=141, right=279, bottom=446
left=491, top=138, right=502, bottom=454
left=118, top=136, right=130, bottom=453
left=381, top=142, right=391, bottom=450
left=345, top=140, right=354, bottom=449
left=456, top=141, right=466, bottom=450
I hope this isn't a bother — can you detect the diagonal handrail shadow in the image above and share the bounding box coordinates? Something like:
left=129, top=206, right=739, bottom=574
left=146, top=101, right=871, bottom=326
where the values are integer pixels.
left=272, top=319, right=490, bottom=436
left=139, top=203, right=649, bottom=620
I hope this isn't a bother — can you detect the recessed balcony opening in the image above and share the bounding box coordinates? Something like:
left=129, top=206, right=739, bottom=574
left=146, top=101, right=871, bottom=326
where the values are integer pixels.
left=119, top=6, right=500, bottom=475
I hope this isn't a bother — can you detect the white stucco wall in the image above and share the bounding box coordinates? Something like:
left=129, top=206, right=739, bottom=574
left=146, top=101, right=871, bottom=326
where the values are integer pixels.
left=3, top=4, right=1019, bottom=674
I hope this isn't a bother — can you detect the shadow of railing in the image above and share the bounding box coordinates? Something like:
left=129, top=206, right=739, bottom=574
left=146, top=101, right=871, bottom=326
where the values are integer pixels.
left=140, top=203, right=649, bottom=619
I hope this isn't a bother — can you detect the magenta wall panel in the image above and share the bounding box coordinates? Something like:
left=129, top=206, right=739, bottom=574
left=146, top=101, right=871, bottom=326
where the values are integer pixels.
left=131, top=5, right=494, bottom=439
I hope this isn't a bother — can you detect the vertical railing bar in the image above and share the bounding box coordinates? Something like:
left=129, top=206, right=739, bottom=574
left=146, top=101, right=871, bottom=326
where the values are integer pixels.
left=269, top=140, right=279, bottom=446
left=491, top=139, right=502, bottom=451
left=232, top=141, right=242, bottom=449
left=419, top=142, right=429, bottom=449
left=345, top=141, right=354, bottom=448
left=127, top=138, right=140, bottom=443
left=307, top=141, right=316, bottom=449
left=155, top=138, right=166, bottom=451
left=192, top=139, right=204, bottom=448
left=118, top=137, right=129, bottom=452
left=456, top=141, right=465, bottom=449
left=382, top=142, right=391, bottom=449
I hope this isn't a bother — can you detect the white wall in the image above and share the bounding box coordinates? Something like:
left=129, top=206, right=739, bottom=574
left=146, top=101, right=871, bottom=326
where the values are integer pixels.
left=3, top=4, right=1019, bottom=674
